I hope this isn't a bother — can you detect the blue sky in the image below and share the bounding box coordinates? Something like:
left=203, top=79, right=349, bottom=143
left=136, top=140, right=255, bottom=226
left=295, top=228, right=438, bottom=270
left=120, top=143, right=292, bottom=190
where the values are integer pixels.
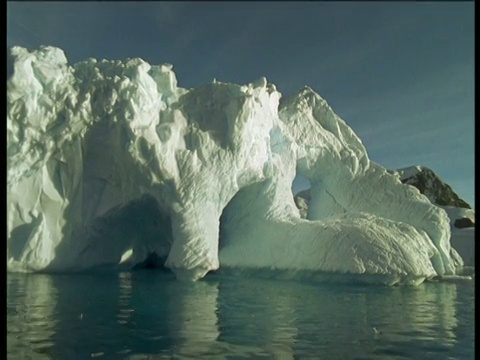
left=7, top=2, right=474, bottom=206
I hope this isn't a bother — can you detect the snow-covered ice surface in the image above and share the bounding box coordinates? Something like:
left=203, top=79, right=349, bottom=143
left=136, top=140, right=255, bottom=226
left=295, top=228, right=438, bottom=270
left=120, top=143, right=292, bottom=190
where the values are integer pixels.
left=7, top=46, right=458, bottom=283
left=388, top=166, right=475, bottom=272
left=395, top=166, right=423, bottom=181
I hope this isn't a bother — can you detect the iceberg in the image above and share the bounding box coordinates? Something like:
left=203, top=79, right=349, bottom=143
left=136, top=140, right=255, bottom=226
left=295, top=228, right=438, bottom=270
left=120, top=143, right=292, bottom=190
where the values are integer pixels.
left=392, top=166, right=474, bottom=267
left=7, top=46, right=458, bottom=283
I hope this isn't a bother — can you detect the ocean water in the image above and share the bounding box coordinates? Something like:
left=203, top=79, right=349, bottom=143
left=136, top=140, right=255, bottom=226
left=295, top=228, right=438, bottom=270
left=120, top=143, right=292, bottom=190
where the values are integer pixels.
left=7, top=271, right=475, bottom=359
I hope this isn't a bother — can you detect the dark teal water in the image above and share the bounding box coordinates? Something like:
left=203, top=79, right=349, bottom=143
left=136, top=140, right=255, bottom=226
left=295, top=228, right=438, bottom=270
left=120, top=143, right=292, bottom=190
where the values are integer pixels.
left=7, top=271, right=475, bottom=359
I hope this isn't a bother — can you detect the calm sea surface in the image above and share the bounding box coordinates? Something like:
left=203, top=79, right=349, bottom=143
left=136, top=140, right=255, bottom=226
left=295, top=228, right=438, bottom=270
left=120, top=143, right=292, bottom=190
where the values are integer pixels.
left=7, top=271, right=475, bottom=359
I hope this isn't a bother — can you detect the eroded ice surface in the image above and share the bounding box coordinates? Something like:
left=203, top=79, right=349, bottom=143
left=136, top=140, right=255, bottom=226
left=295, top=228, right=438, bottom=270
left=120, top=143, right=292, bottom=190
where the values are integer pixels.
left=7, top=46, right=457, bottom=283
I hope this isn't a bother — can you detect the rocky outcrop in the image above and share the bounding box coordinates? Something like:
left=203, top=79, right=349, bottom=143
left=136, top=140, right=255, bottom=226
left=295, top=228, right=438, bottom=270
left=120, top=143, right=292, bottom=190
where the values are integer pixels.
left=393, top=166, right=471, bottom=209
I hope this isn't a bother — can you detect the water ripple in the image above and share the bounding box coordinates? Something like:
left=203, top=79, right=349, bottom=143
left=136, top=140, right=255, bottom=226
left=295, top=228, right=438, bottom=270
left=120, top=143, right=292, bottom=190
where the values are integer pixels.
left=7, top=272, right=474, bottom=359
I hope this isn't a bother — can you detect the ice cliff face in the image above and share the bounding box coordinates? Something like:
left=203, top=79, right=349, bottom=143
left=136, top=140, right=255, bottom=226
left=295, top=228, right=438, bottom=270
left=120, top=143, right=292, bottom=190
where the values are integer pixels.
left=7, top=46, right=459, bottom=283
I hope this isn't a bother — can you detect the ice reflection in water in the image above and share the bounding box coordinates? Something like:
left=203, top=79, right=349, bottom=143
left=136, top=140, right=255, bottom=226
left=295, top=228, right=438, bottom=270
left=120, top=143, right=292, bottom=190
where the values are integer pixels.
left=160, top=279, right=220, bottom=358
left=7, top=275, right=58, bottom=360
left=6, top=272, right=474, bottom=359
left=117, top=272, right=134, bottom=326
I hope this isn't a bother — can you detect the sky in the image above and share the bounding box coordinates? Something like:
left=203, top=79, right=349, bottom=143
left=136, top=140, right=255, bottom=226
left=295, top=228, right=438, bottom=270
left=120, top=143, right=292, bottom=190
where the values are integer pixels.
left=7, top=2, right=475, bottom=207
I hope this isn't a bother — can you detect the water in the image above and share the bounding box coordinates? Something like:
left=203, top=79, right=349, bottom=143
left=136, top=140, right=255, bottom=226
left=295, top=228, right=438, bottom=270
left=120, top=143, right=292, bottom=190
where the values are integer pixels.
left=7, top=271, right=474, bottom=359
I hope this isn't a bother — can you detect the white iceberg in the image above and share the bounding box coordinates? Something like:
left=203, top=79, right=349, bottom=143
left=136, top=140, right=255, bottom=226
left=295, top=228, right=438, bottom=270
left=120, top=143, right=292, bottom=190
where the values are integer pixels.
left=7, top=46, right=457, bottom=283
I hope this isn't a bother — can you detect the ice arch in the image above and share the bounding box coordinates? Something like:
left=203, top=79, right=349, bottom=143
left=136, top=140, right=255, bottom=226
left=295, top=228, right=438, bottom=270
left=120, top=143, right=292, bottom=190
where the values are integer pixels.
left=7, top=46, right=458, bottom=283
